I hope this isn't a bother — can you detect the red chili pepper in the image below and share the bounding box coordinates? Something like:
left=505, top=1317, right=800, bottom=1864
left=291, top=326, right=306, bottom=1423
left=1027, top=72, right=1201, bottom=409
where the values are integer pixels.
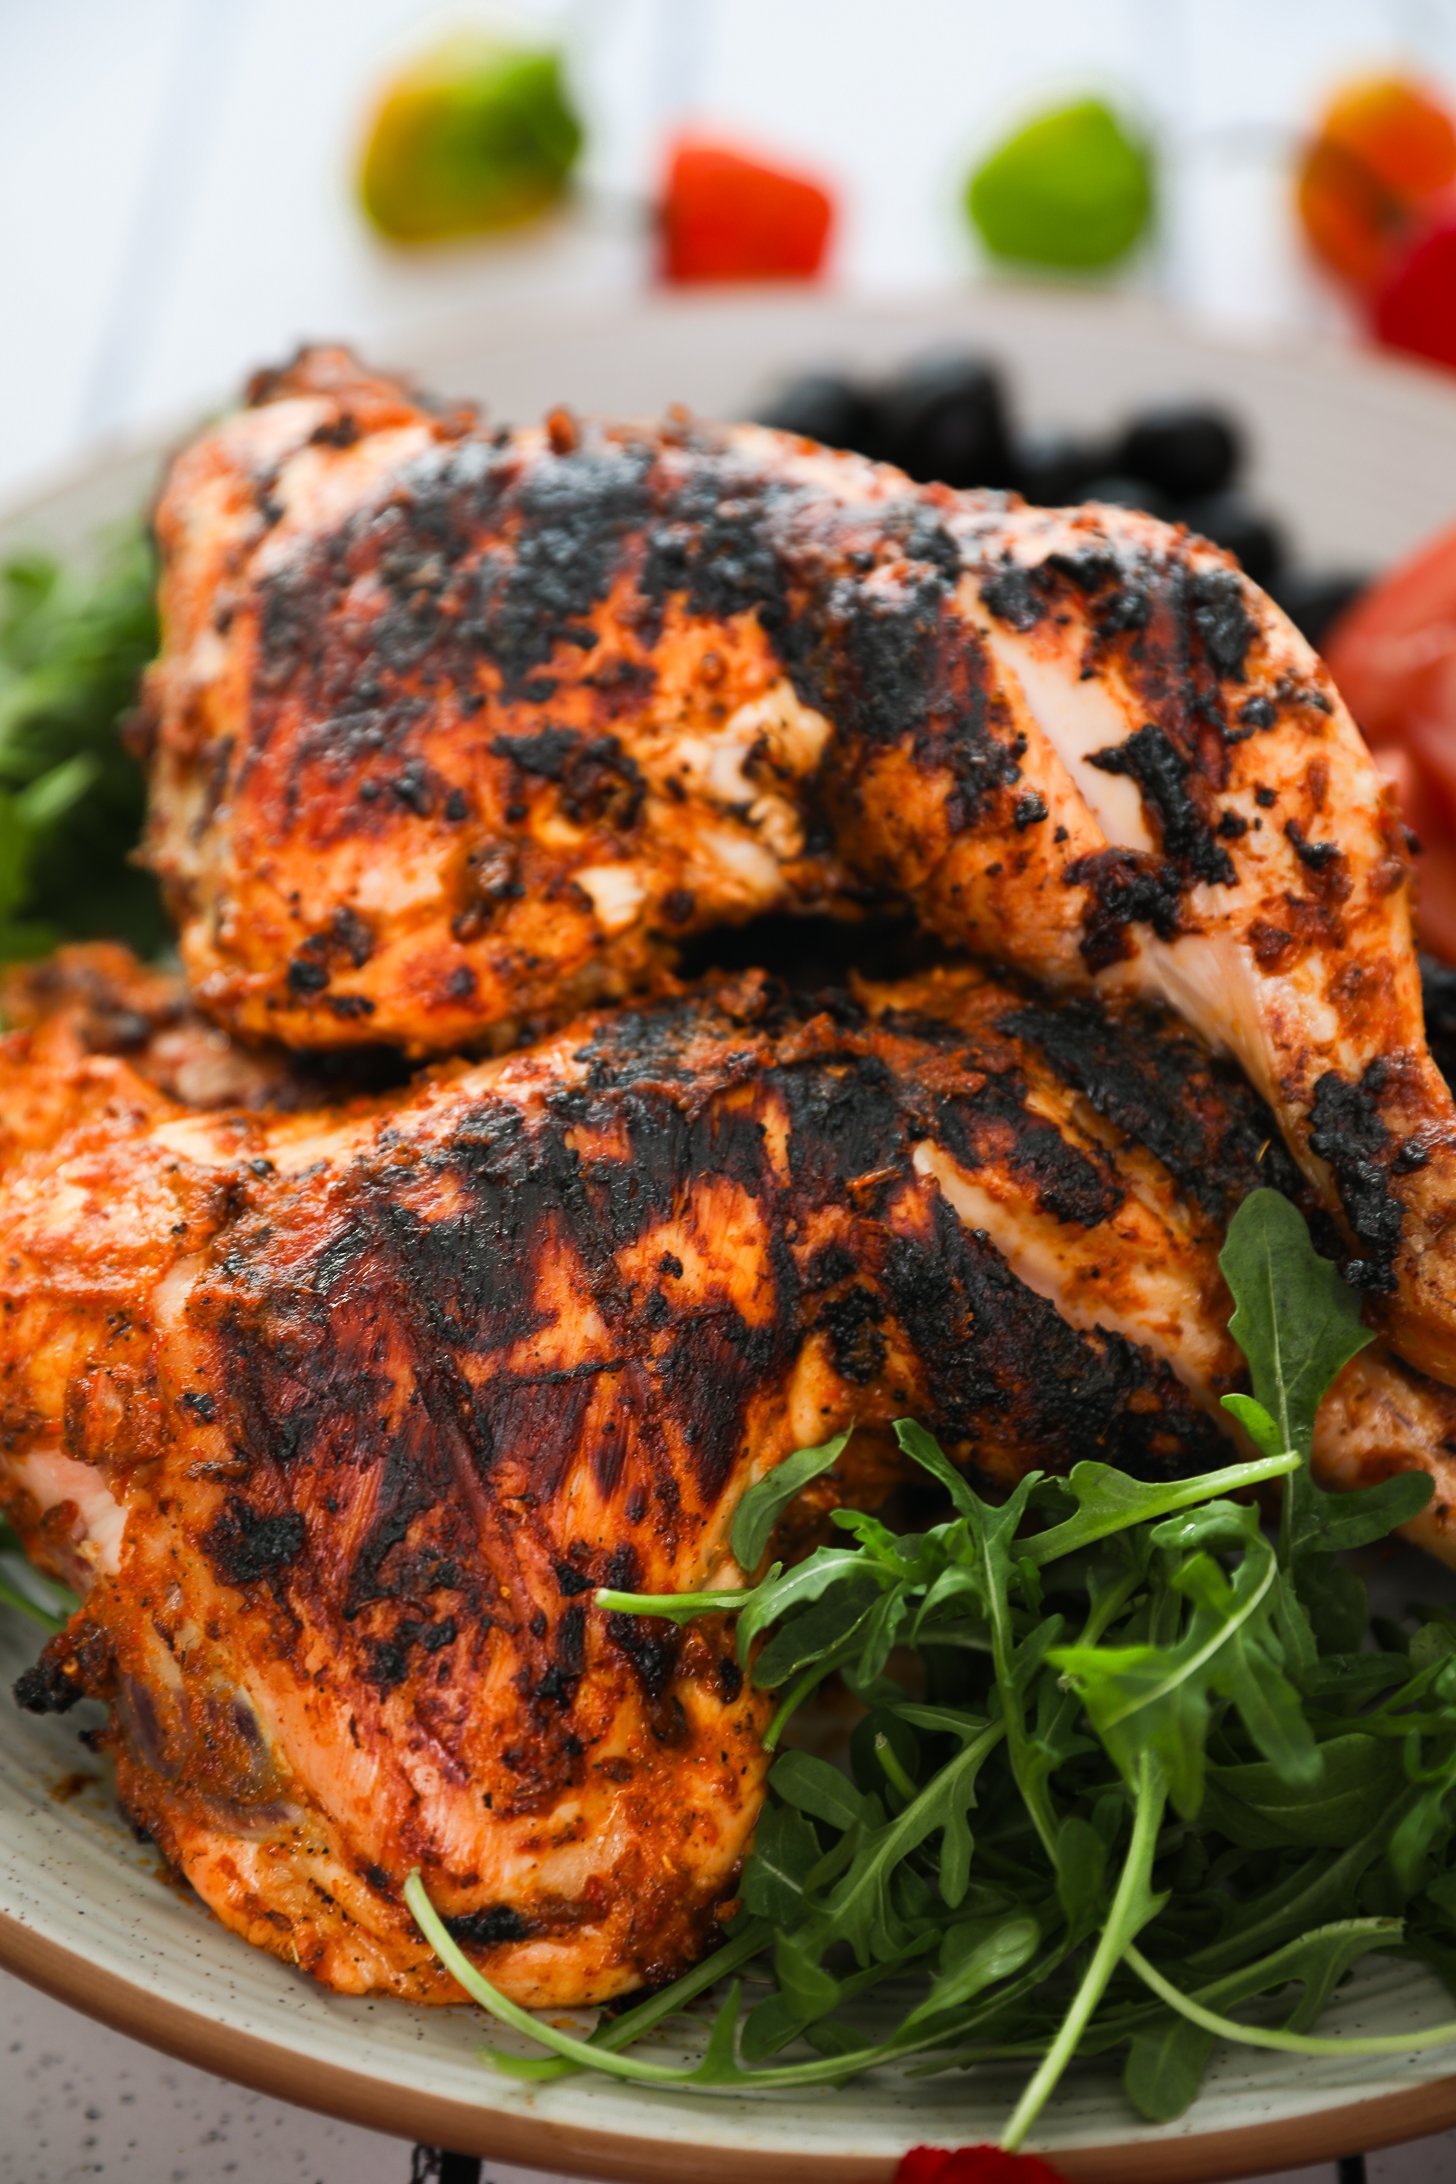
left=658, top=135, right=835, bottom=283
left=894, top=2147, right=1070, bottom=2184
left=1371, top=202, right=1456, bottom=369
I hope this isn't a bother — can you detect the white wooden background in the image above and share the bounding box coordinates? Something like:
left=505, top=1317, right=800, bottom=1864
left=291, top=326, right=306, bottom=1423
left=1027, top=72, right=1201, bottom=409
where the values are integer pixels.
left=13, top=0, right=1456, bottom=506
left=7, top=2, right=1456, bottom=2178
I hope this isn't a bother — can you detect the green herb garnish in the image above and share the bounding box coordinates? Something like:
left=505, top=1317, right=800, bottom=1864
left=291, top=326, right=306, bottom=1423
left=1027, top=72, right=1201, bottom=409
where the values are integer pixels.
left=0, top=532, right=148, bottom=1612
left=408, top=1191, right=1456, bottom=2140
left=0, top=1515, right=76, bottom=1633
left=0, top=529, right=161, bottom=968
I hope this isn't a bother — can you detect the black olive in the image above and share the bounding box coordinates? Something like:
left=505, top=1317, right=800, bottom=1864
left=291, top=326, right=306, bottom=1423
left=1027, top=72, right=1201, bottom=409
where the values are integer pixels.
left=1080, top=474, right=1174, bottom=520
left=1272, top=569, right=1370, bottom=652
left=1180, top=492, right=1285, bottom=589
left=875, top=352, right=1014, bottom=488
left=1013, top=427, right=1105, bottom=507
left=756, top=372, right=880, bottom=455
left=1115, top=404, right=1243, bottom=499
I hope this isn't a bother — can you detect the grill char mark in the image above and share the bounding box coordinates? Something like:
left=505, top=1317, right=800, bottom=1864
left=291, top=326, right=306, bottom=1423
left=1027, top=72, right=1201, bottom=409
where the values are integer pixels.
left=248, top=442, right=1036, bottom=859
left=191, top=972, right=1234, bottom=1772
left=1308, top=1062, right=1406, bottom=1291
left=150, top=352, right=1456, bottom=1399
left=4, top=947, right=1351, bottom=2009
left=1001, top=993, right=1303, bottom=1224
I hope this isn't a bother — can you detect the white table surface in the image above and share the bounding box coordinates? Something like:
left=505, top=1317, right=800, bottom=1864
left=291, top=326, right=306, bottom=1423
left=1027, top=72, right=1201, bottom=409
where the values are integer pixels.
left=8, top=3, right=1456, bottom=2177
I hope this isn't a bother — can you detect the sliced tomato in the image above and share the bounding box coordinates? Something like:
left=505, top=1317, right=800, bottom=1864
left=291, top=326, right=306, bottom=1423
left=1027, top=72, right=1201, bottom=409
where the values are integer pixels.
left=1325, top=529, right=1456, bottom=961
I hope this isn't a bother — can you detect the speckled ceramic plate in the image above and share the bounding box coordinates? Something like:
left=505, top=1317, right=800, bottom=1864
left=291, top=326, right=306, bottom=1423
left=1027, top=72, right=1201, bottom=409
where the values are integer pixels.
left=8, top=289, right=1456, bottom=2182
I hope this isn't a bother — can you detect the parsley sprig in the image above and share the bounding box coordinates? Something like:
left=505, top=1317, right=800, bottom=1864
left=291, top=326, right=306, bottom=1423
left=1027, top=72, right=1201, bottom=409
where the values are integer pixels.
left=407, top=1192, right=1456, bottom=2141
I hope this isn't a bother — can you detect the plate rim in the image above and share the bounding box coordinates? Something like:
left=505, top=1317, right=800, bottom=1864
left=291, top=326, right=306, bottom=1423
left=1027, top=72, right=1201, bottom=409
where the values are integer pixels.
left=5, top=1899, right=1456, bottom=2181
left=5, top=280, right=1456, bottom=540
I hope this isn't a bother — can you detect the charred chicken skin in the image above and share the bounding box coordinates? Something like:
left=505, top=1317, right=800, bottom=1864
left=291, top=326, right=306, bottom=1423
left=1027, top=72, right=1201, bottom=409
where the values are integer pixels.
left=140, top=348, right=1456, bottom=1383
left=4, top=951, right=1455, bottom=2006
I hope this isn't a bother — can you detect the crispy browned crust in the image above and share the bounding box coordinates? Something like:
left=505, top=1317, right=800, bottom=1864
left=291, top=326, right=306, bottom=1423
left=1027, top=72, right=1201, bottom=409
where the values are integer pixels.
left=0, top=959, right=1248, bottom=2004
left=138, top=346, right=1456, bottom=1385
left=7, top=951, right=1456, bottom=2005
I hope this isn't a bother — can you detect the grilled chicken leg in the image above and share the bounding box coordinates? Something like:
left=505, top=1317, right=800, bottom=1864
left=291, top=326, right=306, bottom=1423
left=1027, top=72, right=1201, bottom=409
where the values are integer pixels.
left=5, top=952, right=1454, bottom=2007
left=139, top=348, right=1456, bottom=1384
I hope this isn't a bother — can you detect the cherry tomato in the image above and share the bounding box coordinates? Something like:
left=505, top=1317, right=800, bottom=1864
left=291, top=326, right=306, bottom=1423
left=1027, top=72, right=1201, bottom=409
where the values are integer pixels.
left=659, top=137, right=835, bottom=283
left=1297, top=75, right=1456, bottom=290
left=1324, top=526, right=1456, bottom=960
left=895, top=2149, right=1069, bottom=2184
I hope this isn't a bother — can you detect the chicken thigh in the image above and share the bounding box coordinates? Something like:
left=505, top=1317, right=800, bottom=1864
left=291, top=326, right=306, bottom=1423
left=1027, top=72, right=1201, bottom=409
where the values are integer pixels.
left=139, top=348, right=1456, bottom=1383
left=4, top=952, right=1452, bottom=2006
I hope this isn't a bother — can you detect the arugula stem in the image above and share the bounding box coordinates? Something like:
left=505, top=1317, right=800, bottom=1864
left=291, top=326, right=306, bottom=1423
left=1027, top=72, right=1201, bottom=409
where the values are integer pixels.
left=1124, top=1941, right=1456, bottom=2057
left=0, top=1572, right=67, bottom=1631
left=874, top=1730, right=919, bottom=1804
left=410, top=1862, right=992, bottom=2091
left=763, top=1636, right=864, bottom=1751
left=594, top=1584, right=750, bottom=1622
left=406, top=1873, right=730, bottom=2086
left=975, top=1532, right=1059, bottom=1864
left=999, top=1753, right=1166, bottom=2152
left=512, top=1918, right=773, bottom=2080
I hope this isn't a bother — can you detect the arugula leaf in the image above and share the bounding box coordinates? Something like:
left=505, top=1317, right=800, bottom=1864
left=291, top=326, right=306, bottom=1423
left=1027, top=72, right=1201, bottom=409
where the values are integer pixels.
left=731, top=1429, right=852, bottom=1574
left=894, top=1418, right=980, bottom=1514
left=1053, top=1812, right=1108, bottom=1934
left=815, top=1720, right=1004, bottom=1965
left=1022, top=1449, right=1299, bottom=1567
left=1300, top=1470, right=1436, bottom=1555
left=956, top=1472, right=1062, bottom=1855
left=735, top=1549, right=866, bottom=1662
left=1219, top=1189, right=1372, bottom=1462
left=771, top=1931, right=841, bottom=2021
left=1202, top=1735, right=1405, bottom=1851
left=1219, top=1191, right=1423, bottom=1660
left=902, top=1911, right=1041, bottom=2030
left=1124, top=2008, right=1216, bottom=2124
left=752, top=1573, right=882, bottom=1689
left=1051, top=1505, right=1313, bottom=1819
left=769, top=1750, right=869, bottom=1833
left=739, top=1804, right=821, bottom=1924
left=1389, top=1751, right=1456, bottom=1895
